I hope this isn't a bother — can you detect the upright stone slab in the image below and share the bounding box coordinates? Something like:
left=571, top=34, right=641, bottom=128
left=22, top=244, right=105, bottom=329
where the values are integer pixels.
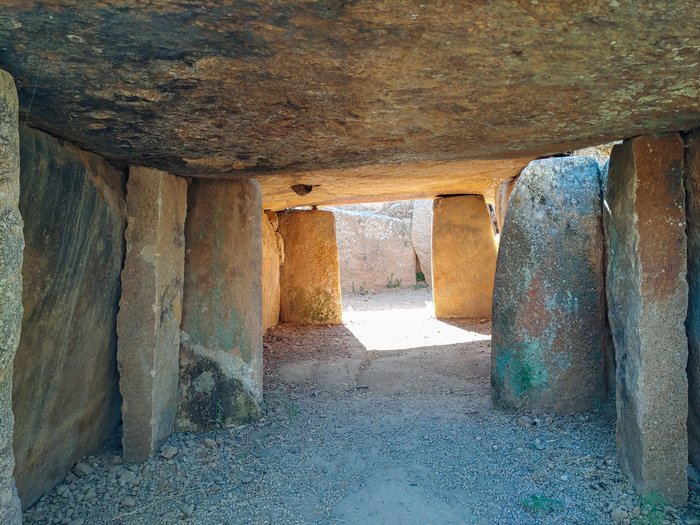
left=15, top=128, right=126, bottom=507
left=278, top=210, right=342, bottom=324
left=117, top=166, right=187, bottom=461
left=605, top=134, right=688, bottom=505
left=492, top=157, right=606, bottom=413
left=684, top=131, right=700, bottom=473
left=411, top=200, right=433, bottom=285
left=0, top=69, right=23, bottom=525
left=262, top=211, right=281, bottom=333
left=178, top=179, right=263, bottom=431
left=432, top=195, right=497, bottom=319
left=494, top=177, right=517, bottom=234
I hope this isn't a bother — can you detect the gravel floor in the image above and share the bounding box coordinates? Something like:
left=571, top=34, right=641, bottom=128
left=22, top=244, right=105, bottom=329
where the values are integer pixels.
left=23, top=289, right=700, bottom=525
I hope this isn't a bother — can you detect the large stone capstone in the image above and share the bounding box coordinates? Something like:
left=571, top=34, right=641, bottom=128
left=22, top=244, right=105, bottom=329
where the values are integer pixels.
left=14, top=127, right=126, bottom=508
left=0, top=68, right=23, bottom=525
left=432, top=195, right=497, bottom=319
left=178, top=179, right=263, bottom=431
left=278, top=210, right=343, bottom=324
left=684, top=131, right=700, bottom=473
left=117, top=166, right=187, bottom=462
left=491, top=157, right=606, bottom=413
left=605, top=134, right=688, bottom=505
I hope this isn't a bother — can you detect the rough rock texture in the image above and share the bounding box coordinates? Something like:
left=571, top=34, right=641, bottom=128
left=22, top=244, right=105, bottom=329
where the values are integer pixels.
left=684, top=131, right=700, bottom=472
left=411, top=200, right=433, bottom=285
left=0, top=68, right=23, bottom=525
left=262, top=211, right=281, bottom=333
left=605, top=135, right=688, bottom=505
left=332, top=206, right=415, bottom=293
left=492, top=158, right=606, bottom=413
left=432, top=195, right=497, bottom=319
left=2, top=3, right=700, bottom=179
left=258, top=159, right=528, bottom=211
left=178, top=179, right=263, bottom=432
left=278, top=210, right=342, bottom=324
left=494, top=177, right=517, bottom=234
left=13, top=128, right=126, bottom=508
left=117, top=166, right=187, bottom=462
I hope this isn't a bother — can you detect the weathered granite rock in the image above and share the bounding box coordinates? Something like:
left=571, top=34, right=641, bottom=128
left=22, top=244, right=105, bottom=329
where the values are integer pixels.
left=178, top=179, right=263, bottom=431
left=332, top=207, right=415, bottom=293
left=494, top=177, right=517, bottom=234
left=14, top=128, right=126, bottom=508
left=605, top=134, right=688, bottom=505
left=432, top=195, right=497, bottom=319
left=278, top=210, right=342, bottom=324
left=411, top=200, right=433, bottom=285
left=262, top=211, right=281, bottom=332
left=3, top=3, right=700, bottom=181
left=684, top=131, right=700, bottom=473
left=492, top=157, right=606, bottom=413
left=0, top=68, right=23, bottom=525
left=117, top=166, right=187, bottom=462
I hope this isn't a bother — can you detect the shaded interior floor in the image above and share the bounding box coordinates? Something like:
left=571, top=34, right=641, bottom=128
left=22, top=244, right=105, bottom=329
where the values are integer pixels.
left=23, top=289, right=700, bottom=525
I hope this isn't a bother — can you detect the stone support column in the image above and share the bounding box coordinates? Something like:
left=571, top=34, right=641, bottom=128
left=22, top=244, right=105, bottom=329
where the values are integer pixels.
left=178, top=179, right=263, bottom=431
left=278, top=210, right=342, bottom=324
left=605, top=134, right=688, bottom=505
left=117, top=166, right=187, bottom=461
left=432, top=195, right=497, bottom=319
left=492, top=158, right=606, bottom=413
left=0, top=69, right=23, bottom=524
left=684, top=131, right=700, bottom=473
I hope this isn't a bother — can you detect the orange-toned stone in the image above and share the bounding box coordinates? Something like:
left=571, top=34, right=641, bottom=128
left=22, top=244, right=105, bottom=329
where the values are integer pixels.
left=432, top=195, right=497, bottom=319
left=262, top=211, right=281, bottom=332
left=278, top=210, right=342, bottom=325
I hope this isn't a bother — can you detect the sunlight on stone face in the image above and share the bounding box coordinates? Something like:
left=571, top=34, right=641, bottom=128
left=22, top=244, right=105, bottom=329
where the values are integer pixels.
left=343, top=301, right=490, bottom=351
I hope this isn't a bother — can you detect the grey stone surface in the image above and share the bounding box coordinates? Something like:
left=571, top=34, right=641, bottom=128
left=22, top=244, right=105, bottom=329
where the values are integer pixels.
left=13, top=128, right=126, bottom=508
left=0, top=68, right=23, bottom=525
left=685, top=131, right=700, bottom=473
left=492, top=157, right=606, bottom=413
left=605, top=134, right=688, bottom=505
left=178, top=179, right=263, bottom=432
left=117, top=166, right=187, bottom=461
left=332, top=208, right=415, bottom=293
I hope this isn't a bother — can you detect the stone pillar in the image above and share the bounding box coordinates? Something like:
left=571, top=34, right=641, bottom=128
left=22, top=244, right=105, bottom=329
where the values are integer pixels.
left=605, top=134, right=688, bottom=505
left=0, top=69, right=23, bottom=524
left=262, top=211, right=282, bottom=333
left=117, top=166, right=187, bottom=461
left=494, top=177, right=517, bottom=234
left=492, top=157, right=606, bottom=413
left=278, top=210, right=342, bottom=324
left=685, top=131, right=700, bottom=473
left=178, top=179, right=263, bottom=431
left=432, top=195, right=497, bottom=319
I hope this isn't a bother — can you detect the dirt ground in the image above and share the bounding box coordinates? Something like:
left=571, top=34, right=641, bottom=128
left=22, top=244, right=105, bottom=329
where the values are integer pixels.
left=24, top=288, right=700, bottom=524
